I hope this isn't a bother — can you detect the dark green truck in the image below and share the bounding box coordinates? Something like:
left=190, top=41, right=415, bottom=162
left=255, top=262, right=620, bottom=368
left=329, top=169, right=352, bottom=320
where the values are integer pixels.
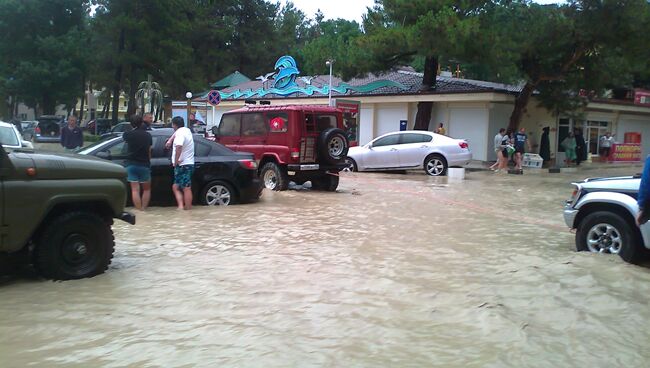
left=0, top=145, right=135, bottom=280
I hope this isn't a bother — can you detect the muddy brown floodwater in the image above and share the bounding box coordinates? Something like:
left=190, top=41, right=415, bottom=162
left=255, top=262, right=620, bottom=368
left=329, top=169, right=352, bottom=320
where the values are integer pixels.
left=2, top=168, right=650, bottom=367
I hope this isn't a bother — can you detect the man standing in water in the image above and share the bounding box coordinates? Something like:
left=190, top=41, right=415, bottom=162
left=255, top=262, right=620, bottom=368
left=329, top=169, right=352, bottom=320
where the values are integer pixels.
left=169, top=116, right=195, bottom=210
left=123, top=114, right=152, bottom=210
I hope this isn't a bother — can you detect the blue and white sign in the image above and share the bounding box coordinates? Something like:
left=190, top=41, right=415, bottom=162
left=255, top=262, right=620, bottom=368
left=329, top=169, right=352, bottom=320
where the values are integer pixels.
left=400, top=120, right=408, bottom=131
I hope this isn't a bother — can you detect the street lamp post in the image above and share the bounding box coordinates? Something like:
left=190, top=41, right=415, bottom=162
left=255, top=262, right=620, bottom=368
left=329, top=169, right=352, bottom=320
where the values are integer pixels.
left=326, top=59, right=334, bottom=106
left=185, top=91, right=192, bottom=124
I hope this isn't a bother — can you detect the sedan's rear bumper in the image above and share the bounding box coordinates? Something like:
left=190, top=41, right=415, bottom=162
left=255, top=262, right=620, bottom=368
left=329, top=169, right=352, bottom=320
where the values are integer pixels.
left=34, top=135, right=61, bottom=143
left=238, top=177, right=263, bottom=203
left=447, top=151, right=473, bottom=167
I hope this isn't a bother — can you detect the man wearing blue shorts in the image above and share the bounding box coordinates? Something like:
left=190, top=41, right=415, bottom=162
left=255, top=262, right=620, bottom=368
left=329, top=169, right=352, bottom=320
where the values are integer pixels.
left=169, top=116, right=195, bottom=210
left=123, top=114, right=152, bottom=210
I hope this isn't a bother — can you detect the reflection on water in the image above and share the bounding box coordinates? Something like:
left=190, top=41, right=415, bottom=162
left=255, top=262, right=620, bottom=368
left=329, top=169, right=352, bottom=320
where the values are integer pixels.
left=2, top=168, right=650, bottom=367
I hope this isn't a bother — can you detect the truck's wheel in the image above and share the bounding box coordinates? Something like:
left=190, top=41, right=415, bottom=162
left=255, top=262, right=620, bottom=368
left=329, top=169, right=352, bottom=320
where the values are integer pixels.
left=260, top=162, right=289, bottom=191
left=311, top=174, right=339, bottom=191
left=318, top=128, right=349, bottom=164
left=576, top=211, right=643, bottom=264
left=34, top=211, right=114, bottom=280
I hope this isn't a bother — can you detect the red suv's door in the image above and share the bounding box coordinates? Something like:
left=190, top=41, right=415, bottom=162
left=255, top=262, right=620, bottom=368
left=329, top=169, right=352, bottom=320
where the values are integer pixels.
left=238, top=112, right=268, bottom=160
left=265, top=111, right=291, bottom=163
left=216, top=113, right=241, bottom=151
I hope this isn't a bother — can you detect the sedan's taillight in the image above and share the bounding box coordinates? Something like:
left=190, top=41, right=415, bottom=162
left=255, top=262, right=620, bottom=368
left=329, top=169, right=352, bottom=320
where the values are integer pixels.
left=238, top=159, right=258, bottom=170
left=35, top=126, right=41, bottom=134
left=459, top=141, right=468, bottom=149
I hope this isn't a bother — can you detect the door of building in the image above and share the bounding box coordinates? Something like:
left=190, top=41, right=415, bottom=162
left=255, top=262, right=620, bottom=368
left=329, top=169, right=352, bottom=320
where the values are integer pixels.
left=585, top=121, right=609, bottom=156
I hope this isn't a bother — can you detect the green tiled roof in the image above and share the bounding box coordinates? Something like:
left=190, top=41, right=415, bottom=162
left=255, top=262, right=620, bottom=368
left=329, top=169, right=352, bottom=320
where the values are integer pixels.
left=211, top=71, right=252, bottom=89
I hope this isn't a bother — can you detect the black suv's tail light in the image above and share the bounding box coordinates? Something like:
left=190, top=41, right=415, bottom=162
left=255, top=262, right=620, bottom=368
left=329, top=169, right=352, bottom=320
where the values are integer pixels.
left=238, top=159, right=258, bottom=170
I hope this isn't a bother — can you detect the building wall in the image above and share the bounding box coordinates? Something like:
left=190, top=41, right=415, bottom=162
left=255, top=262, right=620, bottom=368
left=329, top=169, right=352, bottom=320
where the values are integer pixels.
left=617, top=114, right=650, bottom=157
left=519, top=100, right=557, bottom=158
left=359, top=105, right=375, bottom=145
left=488, top=103, right=514, bottom=161
left=375, top=103, right=409, bottom=137
left=447, top=105, right=489, bottom=161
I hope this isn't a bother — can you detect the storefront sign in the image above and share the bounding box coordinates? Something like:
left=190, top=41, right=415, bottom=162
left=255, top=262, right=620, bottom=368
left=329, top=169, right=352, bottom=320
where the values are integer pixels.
left=634, top=89, right=650, bottom=106
left=608, top=143, right=642, bottom=162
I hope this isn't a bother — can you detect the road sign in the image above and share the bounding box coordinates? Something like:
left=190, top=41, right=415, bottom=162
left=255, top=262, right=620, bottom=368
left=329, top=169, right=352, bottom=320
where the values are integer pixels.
left=207, top=90, right=221, bottom=106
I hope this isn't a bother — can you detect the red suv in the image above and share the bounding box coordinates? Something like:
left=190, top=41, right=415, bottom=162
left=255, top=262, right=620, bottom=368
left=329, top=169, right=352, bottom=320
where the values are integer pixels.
left=212, top=105, right=350, bottom=191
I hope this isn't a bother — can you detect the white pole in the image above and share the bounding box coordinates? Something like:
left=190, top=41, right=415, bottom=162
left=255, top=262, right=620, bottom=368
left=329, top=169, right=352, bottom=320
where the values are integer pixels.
left=328, top=60, right=333, bottom=106
left=212, top=105, right=216, bottom=135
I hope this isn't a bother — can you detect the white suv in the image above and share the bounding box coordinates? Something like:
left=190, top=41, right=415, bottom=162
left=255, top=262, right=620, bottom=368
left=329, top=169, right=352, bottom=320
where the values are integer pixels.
left=0, top=121, right=33, bottom=149
left=564, top=175, right=650, bottom=264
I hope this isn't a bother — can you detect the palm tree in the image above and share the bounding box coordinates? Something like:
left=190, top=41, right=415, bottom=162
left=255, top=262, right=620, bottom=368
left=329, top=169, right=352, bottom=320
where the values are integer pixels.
left=135, top=74, right=163, bottom=118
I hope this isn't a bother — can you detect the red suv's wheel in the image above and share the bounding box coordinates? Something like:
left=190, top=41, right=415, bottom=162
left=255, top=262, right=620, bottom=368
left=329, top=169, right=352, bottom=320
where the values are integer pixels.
left=318, top=128, right=349, bottom=164
left=260, top=162, right=289, bottom=191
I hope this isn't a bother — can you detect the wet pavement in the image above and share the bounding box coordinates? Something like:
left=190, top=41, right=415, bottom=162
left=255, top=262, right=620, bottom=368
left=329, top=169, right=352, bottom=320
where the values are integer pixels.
left=2, top=167, right=650, bottom=367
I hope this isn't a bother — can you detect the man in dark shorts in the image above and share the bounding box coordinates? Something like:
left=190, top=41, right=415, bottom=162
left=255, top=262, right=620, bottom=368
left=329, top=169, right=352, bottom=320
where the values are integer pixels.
left=168, top=116, right=195, bottom=210
left=513, top=127, right=531, bottom=171
left=123, top=114, right=153, bottom=210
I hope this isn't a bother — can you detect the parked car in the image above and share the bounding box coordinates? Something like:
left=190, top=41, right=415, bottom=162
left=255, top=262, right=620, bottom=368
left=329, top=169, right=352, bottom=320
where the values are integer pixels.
left=78, top=129, right=262, bottom=206
left=212, top=104, right=350, bottom=191
left=0, top=140, right=135, bottom=280
left=0, top=121, right=34, bottom=149
left=20, top=120, right=38, bottom=141
left=564, top=175, right=650, bottom=264
left=344, top=130, right=472, bottom=176
left=34, top=115, right=64, bottom=143
left=87, top=118, right=116, bottom=135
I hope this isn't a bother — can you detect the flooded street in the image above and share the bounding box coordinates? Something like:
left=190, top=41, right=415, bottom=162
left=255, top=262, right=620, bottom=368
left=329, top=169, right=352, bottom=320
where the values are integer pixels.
left=2, top=168, right=650, bottom=367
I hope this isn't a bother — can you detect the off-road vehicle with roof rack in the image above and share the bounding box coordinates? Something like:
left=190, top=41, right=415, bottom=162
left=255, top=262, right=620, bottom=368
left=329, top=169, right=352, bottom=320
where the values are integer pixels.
left=212, top=105, right=350, bottom=191
left=0, top=144, right=135, bottom=280
left=564, top=174, right=650, bottom=264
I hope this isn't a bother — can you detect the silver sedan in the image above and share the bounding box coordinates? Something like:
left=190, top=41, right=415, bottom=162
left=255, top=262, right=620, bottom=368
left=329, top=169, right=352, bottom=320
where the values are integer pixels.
left=345, top=130, right=472, bottom=176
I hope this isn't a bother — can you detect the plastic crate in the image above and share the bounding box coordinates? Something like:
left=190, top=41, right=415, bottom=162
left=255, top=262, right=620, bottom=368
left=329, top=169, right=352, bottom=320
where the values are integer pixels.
left=522, top=153, right=543, bottom=168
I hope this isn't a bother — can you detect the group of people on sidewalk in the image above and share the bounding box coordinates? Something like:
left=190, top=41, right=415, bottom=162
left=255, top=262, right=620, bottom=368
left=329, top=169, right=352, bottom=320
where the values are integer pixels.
left=489, top=127, right=532, bottom=173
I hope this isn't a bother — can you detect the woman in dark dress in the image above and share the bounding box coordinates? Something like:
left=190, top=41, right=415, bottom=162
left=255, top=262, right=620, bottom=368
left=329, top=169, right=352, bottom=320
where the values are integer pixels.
left=574, top=127, right=587, bottom=166
left=539, top=126, right=551, bottom=165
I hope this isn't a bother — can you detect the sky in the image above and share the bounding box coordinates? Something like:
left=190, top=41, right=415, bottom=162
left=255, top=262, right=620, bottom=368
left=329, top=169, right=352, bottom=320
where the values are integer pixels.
left=279, top=0, right=563, bottom=23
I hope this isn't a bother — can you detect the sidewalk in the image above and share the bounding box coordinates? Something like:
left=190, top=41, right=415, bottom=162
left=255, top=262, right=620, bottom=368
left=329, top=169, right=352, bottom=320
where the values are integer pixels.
left=465, top=159, right=644, bottom=172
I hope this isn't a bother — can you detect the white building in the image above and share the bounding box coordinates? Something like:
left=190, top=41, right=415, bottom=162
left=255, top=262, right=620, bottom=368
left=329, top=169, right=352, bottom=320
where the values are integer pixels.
left=182, top=65, right=650, bottom=163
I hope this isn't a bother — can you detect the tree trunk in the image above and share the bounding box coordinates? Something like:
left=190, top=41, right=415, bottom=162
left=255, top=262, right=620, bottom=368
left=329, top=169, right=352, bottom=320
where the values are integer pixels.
left=79, top=75, right=86, bottom=121
left=507, top=82, right=536, bottom=132
left=42, top=93, right=55, bottom=115
left=413, top=56, right=438, bottom=131
left=111, top=28, right=125, bottom=123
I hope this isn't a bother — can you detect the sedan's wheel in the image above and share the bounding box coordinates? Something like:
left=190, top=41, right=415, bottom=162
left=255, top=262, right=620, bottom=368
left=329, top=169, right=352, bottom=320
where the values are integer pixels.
left=201, top=181, right=235, bottom=206
left=424, top=154, right=447, bottom=176
left=34, top=211, right=114, bottom=280
left=260, top=162, right=289, bottom=191
left=576, top=211, right=642, bottom=264
left=342, top=157, right=357, bottom=172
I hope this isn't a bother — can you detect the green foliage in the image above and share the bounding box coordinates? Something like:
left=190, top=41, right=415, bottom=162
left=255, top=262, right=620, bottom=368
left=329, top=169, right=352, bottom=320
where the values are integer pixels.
left=297, top=19, right=364, bottom=79
left=0, top=0, right=89, bottom=115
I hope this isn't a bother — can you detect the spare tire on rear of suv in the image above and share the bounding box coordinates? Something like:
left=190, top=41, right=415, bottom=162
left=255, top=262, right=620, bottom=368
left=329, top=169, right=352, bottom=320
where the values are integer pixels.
left=317, top=128, right=349, bottom=164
